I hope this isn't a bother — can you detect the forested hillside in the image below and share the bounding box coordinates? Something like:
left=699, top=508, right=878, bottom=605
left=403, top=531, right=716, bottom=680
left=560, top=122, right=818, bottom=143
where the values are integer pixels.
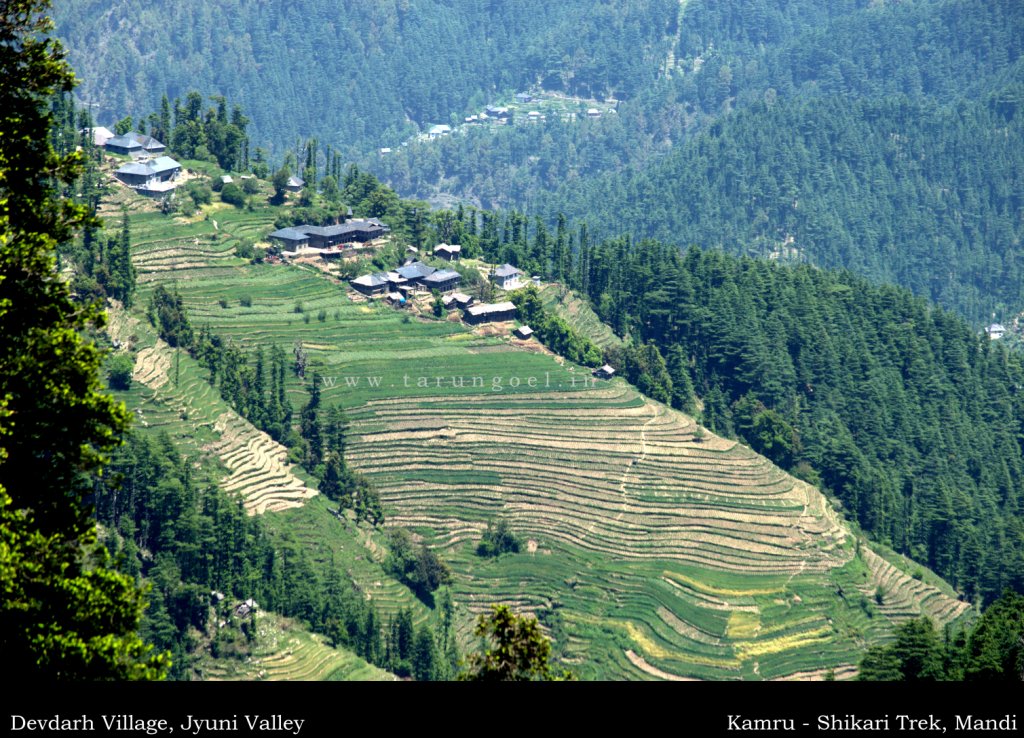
left=54, top=0, right=675, bottom=156
left=371, top=0, right=1024, bottom=323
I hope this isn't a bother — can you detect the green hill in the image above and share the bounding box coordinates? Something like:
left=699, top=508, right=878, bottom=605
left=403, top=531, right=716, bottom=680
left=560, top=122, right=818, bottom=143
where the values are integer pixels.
left=108, top=183, right=969, bottom=680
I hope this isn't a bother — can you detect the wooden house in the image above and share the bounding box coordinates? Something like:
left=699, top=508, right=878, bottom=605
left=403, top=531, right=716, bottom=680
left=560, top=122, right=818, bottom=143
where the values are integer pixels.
left=464, top=301, right=517, bottom=324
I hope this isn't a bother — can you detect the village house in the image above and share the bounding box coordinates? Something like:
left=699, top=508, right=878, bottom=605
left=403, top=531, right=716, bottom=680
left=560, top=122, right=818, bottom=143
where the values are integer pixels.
left=586, top=108, right=602, bottom=119
left=267, top=219, right=390, bottom=253
left=422, top=269, right=461, bottom=293
left=484, top=105, right=512, bottom=123
left=514, top=325, right=534, bottom=340
left=350, top=273, right=391, bottom=297
left=593, top=364, right=616, bottom=380
left=442, top=292, right=474, bottom=310
left=433, top=243, right=461, bottom=261
left=285, top=176, right=305, bottom=193
left=267, top=227, right=311, bottom=251
left=105, top=131, right=166, bottom=157
left=428, top=124, right=452, bottom=139
left=491, top=263, right=523, bottom=290
left=464, top=301, right=517, bottom=324
left=114, top=156, right=181, bottom=190
left=515, top=92, right=533, bottom=103
left=986, top=323, right=1007, bottom=340
left=395, top=261, right=436, bottom=287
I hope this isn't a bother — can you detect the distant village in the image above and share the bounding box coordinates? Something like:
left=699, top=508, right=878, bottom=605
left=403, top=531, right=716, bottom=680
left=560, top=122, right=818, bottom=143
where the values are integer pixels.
left=379, top=90, right=617, bottom=156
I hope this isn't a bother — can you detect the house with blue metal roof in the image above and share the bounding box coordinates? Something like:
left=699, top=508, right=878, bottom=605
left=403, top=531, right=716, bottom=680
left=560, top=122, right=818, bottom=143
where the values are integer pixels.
left=105, top=131, right=166, bottom=157
left=114, top=156, right=181, bottom=188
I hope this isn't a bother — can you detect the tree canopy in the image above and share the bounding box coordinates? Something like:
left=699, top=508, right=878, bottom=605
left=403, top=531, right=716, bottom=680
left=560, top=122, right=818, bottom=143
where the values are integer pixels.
left=461, top=605, right=572, bottom=681
left=0, top=0, right=166, bottom=679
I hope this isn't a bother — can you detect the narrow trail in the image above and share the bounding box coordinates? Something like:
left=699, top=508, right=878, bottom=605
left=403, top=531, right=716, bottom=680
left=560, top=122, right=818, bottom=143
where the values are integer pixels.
left=613, top=401, right=660, bottom=524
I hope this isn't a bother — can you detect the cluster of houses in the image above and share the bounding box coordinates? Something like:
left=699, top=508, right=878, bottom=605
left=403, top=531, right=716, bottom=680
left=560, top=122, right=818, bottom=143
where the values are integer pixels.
left=348, top=256, right=533, bottom=326
left=350, top=260, right=462, bottom=301
left=85, top=127, right=183, bottom=198
left=267, top=218, right=390, bottom=257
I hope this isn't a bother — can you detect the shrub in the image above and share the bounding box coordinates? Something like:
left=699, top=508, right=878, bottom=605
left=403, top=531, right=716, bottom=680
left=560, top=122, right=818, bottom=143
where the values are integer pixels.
left=477, top=519, right=522, bottom=557
left=235, top=239, right=255, bottom=260
left=220, top=182, right=246, bottom=208
left=238, top=295, right=252, bottom=308
left=107, top=353, right=135, bottom=390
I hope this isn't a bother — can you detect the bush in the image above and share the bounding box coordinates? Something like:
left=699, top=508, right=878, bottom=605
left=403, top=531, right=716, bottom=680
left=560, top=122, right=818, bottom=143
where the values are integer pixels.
left=235, top=239, right=255, bottom=260
left=317, top=309, right=327, bottom=322
left=220, top=182, right=246, bottom=208
left=294, top=302, right=304, bottom=313
left=241, top=177, right=260, bottom=195
left=218, top=298, right=229, bottom=309
left=238, top=295, right=252, bottom=307
left=107, top=353, right=135, bottom=390
left=476, top=519, right=522, bottom=557
left=186, top=181, right=212, bottom=207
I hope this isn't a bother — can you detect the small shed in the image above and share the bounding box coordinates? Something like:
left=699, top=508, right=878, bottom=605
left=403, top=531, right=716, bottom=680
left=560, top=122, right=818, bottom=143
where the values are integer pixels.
left=514, top=325, right=534, bottom=340
left=434, top=243, right=462, bottom=261
left=593, top=364, right=616, bottom=380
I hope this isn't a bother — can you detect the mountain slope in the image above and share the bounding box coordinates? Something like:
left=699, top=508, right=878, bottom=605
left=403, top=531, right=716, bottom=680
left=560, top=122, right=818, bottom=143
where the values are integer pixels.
left=370, top=0, right=1024, bottom=323
left=54, top=0, right=677, bottom=155
left=111, top=185, right=969, bottom=679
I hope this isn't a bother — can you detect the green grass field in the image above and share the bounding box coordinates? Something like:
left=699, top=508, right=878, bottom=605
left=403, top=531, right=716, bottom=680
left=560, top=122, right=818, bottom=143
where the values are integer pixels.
left=110, top=184, right=972, bottom=680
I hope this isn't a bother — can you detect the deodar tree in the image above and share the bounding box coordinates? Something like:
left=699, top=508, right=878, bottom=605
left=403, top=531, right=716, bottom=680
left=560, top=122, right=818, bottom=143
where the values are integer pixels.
left=0, top=0, right=167, bottom=678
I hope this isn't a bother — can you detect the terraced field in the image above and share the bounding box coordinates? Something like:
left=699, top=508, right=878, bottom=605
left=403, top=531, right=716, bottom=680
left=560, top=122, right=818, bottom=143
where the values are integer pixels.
left=115, top=193, right=971, bottom=680
left=197, top=613, right=391, bottom=681
left=538, top=283, right=623, bottom=349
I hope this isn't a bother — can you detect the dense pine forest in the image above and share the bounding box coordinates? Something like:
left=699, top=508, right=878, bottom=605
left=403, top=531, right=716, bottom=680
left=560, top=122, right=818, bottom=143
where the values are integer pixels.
left=53, top=0, right=675, bottom=156
left=371, top=0, right=1024, bottom=324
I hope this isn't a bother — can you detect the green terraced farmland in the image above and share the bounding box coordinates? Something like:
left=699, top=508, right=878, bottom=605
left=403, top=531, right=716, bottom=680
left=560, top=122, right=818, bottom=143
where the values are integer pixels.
left=115, top=197, right=972, bottom=680
left=196, top=612, right=392, bottom=682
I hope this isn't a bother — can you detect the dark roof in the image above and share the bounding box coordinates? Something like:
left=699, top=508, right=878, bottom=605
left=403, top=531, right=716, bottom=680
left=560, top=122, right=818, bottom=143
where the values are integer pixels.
left=423, top=269, right=460, bottom=285
left=300, top=224, right=349, bottom=237
left=396, top=261, right=436, bottom=280
left=494, top=264, right=521, bottom=278
left=106, top=134, right=142, bottom=150
left=116, top=162, right=152, bottom=176
left=115, top=156, right=180, bottom=178
left=268, top=227, right=310, bottom=241
left=131, top=133, right=164, bottom=150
